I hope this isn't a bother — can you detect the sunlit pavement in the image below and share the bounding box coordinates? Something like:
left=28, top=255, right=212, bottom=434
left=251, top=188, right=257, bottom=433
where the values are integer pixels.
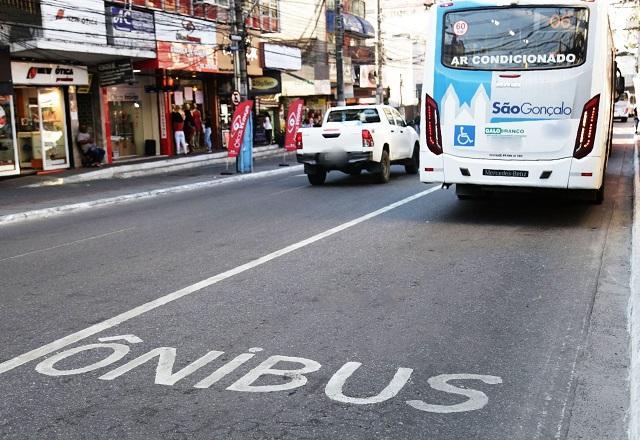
left=0, top=123, right=634, bottom=439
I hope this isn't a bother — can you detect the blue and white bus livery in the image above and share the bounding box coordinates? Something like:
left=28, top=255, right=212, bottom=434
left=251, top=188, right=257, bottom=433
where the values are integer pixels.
left=420, top=0, right=617, bottom=203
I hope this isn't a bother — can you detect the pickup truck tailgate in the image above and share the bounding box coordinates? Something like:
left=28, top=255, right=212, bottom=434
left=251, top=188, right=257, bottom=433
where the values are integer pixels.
left=300, top=123, right=364, bottom=154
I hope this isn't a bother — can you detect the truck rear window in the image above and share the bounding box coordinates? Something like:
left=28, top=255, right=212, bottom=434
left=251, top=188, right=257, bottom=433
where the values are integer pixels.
left=442, top=7, right=589, bottom=71
left=327, top=108, right=381, bottom=123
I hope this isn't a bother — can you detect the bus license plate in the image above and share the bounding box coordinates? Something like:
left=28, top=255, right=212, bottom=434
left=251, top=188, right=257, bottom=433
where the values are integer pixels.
left=483, top=169, right=529, bottom=178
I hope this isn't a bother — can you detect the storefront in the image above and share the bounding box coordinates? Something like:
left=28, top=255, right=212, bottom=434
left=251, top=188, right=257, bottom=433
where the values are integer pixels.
left=11, top=62, right=89, bottom=172
left=0, top=95, right=19, bottom=176
left=251, top=71, right=283, bottom=146
left=106, top=81, right=160, bottom=159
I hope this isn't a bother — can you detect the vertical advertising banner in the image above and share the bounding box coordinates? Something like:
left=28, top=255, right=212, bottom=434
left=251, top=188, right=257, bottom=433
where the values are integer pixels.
left=284, top=99, right=304, bottom=152
left=229, top=101, right=254, bottom=158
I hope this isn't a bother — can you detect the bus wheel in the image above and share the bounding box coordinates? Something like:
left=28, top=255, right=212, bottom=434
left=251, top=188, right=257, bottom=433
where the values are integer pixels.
left=592, top=184, right=605, bottom=205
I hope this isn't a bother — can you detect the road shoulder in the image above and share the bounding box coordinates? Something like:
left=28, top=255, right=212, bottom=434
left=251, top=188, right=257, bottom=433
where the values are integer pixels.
left=565, top=135, right=633, bottom=439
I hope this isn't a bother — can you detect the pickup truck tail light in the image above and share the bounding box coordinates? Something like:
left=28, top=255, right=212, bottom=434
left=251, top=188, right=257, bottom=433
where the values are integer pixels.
left=425, top=94, right=443, bottom=155
left=362, top=129, right=374, bottom=148
left=295, top=131, right=303, bottom=150
left=574, top=95, right=599, bottom=159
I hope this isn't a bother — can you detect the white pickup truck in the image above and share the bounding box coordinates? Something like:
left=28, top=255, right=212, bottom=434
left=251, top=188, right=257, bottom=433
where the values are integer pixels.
left=295, top=105, right=420, bottom=185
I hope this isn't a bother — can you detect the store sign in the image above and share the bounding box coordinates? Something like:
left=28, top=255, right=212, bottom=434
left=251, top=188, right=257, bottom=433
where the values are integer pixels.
left=41, top=0, right=106, bottom=46
left=107, top=85, right=141, bottom=102
left=229, top=100, right=254, bottom=158
left=261, top=43, right=302, bottom=71
left=156, top=42, right=218, bottom=72
left=11, top=62, right=89, bottom=86
left=358, top=65, right=377, bottom=88
left=155, top=12, right=217, bottom=72
left=250, top=71, right=282, bottom=96
left=98, top=59, right=135, bottom=87
left=106, top=7, right=155, bottom=51
left=284, top=99, right=304, bottom=152
left=349, top=46, right=374, bottom=65
left=155, top=12, right=216, bottom=45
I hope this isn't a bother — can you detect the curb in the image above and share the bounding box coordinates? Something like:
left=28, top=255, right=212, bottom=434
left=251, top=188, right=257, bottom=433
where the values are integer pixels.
left=630, top=135, right=640, bottom=440
left=0, top=165, right=303, bottom=226
left=26, top=145, right=285, bottom=186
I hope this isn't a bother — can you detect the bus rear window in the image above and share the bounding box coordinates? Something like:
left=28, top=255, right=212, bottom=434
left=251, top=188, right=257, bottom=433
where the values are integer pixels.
left=442, top=7, right=589, bottom=70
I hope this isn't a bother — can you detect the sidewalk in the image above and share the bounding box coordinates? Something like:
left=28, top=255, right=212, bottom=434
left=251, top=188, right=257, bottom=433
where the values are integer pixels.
left=3, top=144, right=283, bottom=187
left=0, top=149, right=302, bottom=223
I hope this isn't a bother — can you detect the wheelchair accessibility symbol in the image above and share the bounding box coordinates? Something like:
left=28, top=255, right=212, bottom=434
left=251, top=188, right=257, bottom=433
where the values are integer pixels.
left=454, top=125, right=476, bottom=147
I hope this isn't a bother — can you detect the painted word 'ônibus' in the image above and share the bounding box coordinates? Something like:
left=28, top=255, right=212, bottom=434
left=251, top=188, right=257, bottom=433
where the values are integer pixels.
left=34, top=336, right=502, bottom=413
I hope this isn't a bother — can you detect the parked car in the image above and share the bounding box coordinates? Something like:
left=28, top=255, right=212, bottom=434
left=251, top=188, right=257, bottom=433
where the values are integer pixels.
left=295, top=105, right=420, bottom=185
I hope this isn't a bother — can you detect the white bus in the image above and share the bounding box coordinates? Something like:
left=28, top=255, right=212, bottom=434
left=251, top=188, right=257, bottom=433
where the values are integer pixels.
left=420, top=0, right=621, bottom=203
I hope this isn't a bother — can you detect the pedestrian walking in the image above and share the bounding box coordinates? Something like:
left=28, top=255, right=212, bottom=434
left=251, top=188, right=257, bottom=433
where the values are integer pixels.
left=172, top=105, right=188, bottom=155
left=263, top=114, right=273, bottom=144
left=634, top=107, right=639, bottom=134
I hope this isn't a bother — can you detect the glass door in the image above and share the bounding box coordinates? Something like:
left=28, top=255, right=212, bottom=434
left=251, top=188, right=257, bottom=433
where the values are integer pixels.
left=38, top=88, right=69, bottom=170
left=0, top=95, right=19, bottom=176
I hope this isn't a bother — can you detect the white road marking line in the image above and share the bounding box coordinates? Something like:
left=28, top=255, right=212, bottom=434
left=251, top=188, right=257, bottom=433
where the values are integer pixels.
left=269, top=185, right=308, bottom=197
left=0, top=228, right=135, bottom=262
left=0, top=186, right=441, bottom=376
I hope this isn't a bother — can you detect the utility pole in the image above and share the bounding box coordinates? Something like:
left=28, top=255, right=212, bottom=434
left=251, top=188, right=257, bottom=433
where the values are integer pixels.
left=335, top=0, right=346, bottom=106
left=376, top=0, right=383, bottom=104
left=231, top=0, right=249, bottom=100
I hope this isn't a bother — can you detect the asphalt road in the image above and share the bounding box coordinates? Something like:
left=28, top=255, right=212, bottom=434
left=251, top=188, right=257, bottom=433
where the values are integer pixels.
left=0, top=125, right=634, bottom=440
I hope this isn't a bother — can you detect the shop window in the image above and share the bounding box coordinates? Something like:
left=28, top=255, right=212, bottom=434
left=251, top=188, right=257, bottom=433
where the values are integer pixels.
left=14, top=87, right=69, bottom=171
left=253, top=0, right=279, bottom=32
left=193, top=0, right=231, bottom=22
left=108, top=85, right=148, bottom=159
left=163, top=0, right=177, bottom=12
left=176, top=0, right=191, bottom=15
left=140, top=0, right=162, bottom=8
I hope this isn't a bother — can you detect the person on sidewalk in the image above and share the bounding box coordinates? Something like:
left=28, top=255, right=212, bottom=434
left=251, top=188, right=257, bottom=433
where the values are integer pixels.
left=172, top=105, right=188, bottom=155
left=634, top=107, right=639, bottom=134
left=77, top=124, right=105, bottom=167
left=204, top=116, right=213, bottom=153
left=184, top=104, right=195, bottom=151
left=192, top=106, right=203, bottom=149
left=263, top=114, right=273, bottom=145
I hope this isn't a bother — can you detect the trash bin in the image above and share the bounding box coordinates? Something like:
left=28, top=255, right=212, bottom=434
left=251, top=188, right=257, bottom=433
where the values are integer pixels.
left=144, top=139, right=156, bottom=156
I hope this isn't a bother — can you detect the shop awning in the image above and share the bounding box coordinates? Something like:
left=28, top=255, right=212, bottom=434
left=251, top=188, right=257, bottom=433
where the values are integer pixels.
left=326, top=11, right=376, bottom=39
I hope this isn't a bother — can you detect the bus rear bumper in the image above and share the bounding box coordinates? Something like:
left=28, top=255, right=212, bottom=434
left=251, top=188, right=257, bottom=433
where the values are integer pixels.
left=420, top=154, right=603, bottom=190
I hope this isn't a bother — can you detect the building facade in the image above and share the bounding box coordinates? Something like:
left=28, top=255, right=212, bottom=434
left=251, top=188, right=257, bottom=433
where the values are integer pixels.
left=0, top=0, right=283, bottom=177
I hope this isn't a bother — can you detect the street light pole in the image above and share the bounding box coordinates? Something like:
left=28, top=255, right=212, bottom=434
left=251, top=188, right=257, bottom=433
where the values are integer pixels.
left=376, top=0, right=383, bottom=104
left=335, top=0, right=346, bottom=106
left=232, top=0, right=250, bottom=100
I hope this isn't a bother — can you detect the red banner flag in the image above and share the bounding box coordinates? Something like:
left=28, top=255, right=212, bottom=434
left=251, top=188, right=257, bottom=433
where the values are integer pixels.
left=284, top=99, right=305, bottom=152
left=228, top=100, right=254, bottom=158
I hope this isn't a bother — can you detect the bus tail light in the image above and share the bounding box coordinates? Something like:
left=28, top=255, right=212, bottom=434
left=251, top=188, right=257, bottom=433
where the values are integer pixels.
left=295, top=132, right=303, bottom=150
left=425, top=94, right=443, bottom=155
left=362, top=129, right=375, bottom=148
left=574, top=95, right=600, bottom=159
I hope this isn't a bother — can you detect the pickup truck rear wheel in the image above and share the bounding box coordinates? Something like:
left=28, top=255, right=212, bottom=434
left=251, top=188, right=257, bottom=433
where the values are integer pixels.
left=405, top=144, right=419, bottom=175
left=376, top=150, right=391, bottom=184
left=308, top=169, right=327, bottom=185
